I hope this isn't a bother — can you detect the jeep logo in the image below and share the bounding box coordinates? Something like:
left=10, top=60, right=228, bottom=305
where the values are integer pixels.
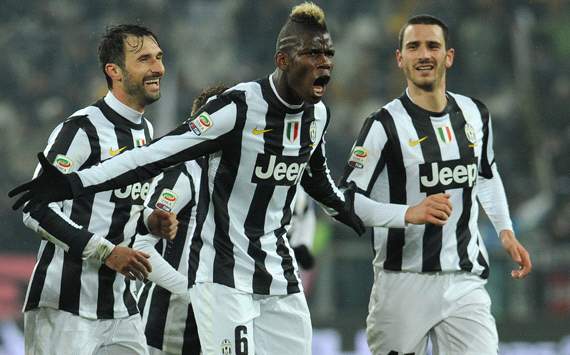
left=252, top=154, right=307, bottom=186
left=419, top=158, right=477, bottom=193
left=113, top=182, right=150, bottom=202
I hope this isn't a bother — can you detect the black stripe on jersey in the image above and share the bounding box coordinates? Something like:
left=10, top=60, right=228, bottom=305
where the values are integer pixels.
left=122, top=278, right=138, bottom=316
left=400, top=94, right=444, bottom=272
left=24, top=243, right=55, bottom=311
left=377, top=109, right=407, bottom=271
left=245, top=84, right=287, bottom=294
left=276, top=185, right=300, bottom=294
left=212, top=92, right=248, bottom=287
left=123, top=223, right=139, bottom=317
left=97, top=124, right=139, bottom=319
left=188, top=158, right=210, bottom=286
left=145, top=285, right=172, bottom=349
left=448, top=96, right=476, bottom=272
left=137, top=282, right=152, bottom=317
left=472, top=98, right=494, bottom=179
left=143, top=119, right=152, bottom=145
left=181, top=304, right=201, bottom=355
left=339, top=112, right=378, bottom=195
left=476, top=237, right=490, bottom=279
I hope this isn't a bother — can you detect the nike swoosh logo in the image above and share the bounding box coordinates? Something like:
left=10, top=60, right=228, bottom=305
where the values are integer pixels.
left=252, top=127, right=273, bottom=135
left=408, top=136, right=428, bottom=147
left=109, top=146, right=127, bottom=157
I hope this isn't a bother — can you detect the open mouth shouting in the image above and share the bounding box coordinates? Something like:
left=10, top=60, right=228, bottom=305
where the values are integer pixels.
left=312, top=74, right=330, bottom=97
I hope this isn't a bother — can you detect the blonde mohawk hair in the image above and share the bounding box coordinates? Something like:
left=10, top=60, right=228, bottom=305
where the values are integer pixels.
left=290, top=2, right=326, bottom=27
left=276, top=2, right=328, bottom=52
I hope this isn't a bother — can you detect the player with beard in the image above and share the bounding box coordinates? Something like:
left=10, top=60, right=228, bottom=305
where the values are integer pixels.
left=10, top=3, right=421, bottom=354
left=17, top=25, right=177, bottom=355
left=341, top=15, right=532, bottom=354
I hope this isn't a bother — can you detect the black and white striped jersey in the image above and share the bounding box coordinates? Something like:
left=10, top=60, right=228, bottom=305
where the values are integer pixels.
left=341, top=91, right=513, bottom=278
left=136, top=159, right=204, bottom=354
left=66, top=75, right=348, bottom=295
left=22, top=92, right=154, bottom=319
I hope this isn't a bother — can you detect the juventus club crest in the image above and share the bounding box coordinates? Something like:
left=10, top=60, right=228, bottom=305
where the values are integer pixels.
left=464, top=123, right=476, bottom=144
left=309, top=120, right=317, bottom=144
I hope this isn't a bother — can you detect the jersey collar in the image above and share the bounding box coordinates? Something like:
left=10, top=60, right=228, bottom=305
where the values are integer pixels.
left=104, top=91, right=144, bottom=124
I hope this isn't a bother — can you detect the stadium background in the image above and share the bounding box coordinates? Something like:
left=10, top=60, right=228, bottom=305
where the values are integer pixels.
left=0, top=0, right=568, bottom=354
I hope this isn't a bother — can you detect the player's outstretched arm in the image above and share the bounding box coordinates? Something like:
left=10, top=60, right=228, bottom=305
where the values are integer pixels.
left=405, top=193, right=452, bottom=225
left=499, top=230, right=532, bottom=279
left=104, top=246, right=152, bottom=281
left=9, top=153, right=73, bottom=212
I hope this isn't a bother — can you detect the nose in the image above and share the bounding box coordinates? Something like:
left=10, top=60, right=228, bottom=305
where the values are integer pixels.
left=417, top=45, right=430, bottom=60
left=152, top=59, right=165, bottom=77
left=316, top=54, right=332, bottom=69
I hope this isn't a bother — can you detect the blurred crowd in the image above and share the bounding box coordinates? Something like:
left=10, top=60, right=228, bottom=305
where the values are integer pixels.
left=1, top=0, right=569, bottom=344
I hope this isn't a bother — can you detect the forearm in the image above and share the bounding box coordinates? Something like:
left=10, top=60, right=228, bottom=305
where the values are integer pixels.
left=354, top=193, right=408, bottom=228
left=25, top=203, right=96, bottom=259
left=477, top=166, right=513, bottom=234
left=132, top=234, right=188, bottom=295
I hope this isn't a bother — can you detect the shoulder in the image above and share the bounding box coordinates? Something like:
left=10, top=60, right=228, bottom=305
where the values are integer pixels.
left=62, top=104, right=104, bottom=127
left=449, top=92, right=490, bottom=120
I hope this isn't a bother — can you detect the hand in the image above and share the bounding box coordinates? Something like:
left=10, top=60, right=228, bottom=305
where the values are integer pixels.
left=104, top=246, right=152, bottom=281
left=147, top=209, right=179, bottom=240
left=293, top=245, right=316, bottom=270
left=500, top=230, right=532, bottom=279
left=333, top=186, right=366, bottom=236
left=8, top=153, right=73, bottom=212
left=405, top=193, right=452, bottom=225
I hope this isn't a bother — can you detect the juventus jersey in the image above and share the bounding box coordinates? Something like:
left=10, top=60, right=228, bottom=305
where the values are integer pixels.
left=137, top=159, right=204, bottom=353
left=66, top=75, right=347, bottom=295
left=341, top=91, right=513, bottom=278
left=23, top=92, right=153, bottom=319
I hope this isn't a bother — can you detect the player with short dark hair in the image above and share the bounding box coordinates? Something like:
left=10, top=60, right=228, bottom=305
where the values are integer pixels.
left=341, top=14, right=532, bottom=354
left=19, top=24, right=177, bottom=355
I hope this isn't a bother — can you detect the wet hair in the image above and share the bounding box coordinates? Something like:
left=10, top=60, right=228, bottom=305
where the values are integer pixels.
left=398, top=14, right=450, bottom=49
left=98, top=24, right=159, bottom=89
left=275, top=2, right=328, bottom=54
left=191, top=85, right=229, bottom=115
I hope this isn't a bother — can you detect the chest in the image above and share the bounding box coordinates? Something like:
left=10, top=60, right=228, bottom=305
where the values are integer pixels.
left=233, top=105, right=326, bottom=186
left=392, top=110, right=483, bottom=194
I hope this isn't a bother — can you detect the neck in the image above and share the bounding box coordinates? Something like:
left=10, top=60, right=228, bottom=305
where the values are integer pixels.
left=111, top=88, right=145, bottom=113
left=271, top=69, right=303, bottom=106
left=406, top=81, right=447, bottom=113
